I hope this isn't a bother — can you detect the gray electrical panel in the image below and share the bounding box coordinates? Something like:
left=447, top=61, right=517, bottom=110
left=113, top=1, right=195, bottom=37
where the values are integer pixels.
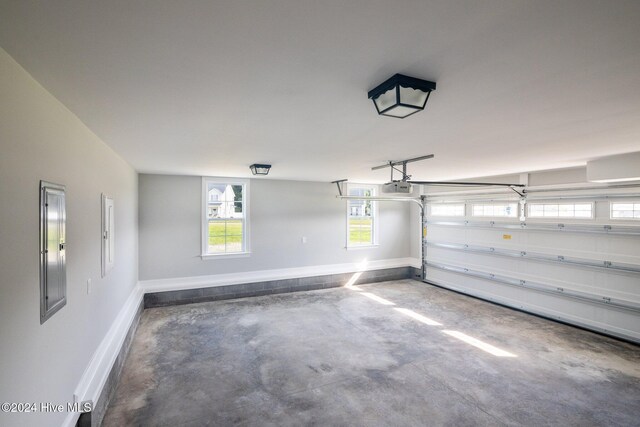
left=40, top=181, right=66, bottom=323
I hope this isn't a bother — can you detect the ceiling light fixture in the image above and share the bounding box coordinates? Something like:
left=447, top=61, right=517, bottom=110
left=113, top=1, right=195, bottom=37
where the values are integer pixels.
left=249, top=164, right=271, bottom=176
left=368, top=74, right=436, bottom=118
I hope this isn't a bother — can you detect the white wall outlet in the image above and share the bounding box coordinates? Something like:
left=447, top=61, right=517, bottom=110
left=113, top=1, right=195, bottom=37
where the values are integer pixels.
left=301, top=236, right=307, bottom=244
left=87, top=278, right=92, bottom=294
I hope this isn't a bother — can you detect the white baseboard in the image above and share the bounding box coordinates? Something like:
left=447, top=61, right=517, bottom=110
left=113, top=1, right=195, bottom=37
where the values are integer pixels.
left=140, top=257, right=422, bottom=293
left=63, top=283, right=143, bottom=427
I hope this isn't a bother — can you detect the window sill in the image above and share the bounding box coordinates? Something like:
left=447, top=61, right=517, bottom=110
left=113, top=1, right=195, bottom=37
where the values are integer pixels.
left=201, top=251, right=251, bottom=260
left=345, top=244, right=380, bottom=251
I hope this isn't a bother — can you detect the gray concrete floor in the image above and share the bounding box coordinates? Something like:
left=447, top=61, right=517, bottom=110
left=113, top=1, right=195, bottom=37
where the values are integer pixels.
left=103, top=279, right=640, bottom=426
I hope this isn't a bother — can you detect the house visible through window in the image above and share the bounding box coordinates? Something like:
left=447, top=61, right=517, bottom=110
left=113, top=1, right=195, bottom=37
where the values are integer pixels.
left=347, top=185, right=377, bottom=247
left=203, top=178, right=248, bottom=255
left=611, top=202, right=640, bottom=220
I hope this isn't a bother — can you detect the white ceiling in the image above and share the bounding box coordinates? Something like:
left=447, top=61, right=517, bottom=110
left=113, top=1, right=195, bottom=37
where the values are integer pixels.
left=1, top=0, right=639, bottom=183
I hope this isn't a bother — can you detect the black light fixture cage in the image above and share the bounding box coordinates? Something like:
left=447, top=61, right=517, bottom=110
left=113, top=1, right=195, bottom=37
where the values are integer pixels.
left=249, top=164, right=271, bottom=175
left=368, top=74, right=436, bottom=119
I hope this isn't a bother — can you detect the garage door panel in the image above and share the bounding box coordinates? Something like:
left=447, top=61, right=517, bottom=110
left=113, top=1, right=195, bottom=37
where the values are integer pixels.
left=425, top=269, right=640, bottom=343
left=427, top=251, right=638, bottom=301
left=429, top=223, right=640, bottom=263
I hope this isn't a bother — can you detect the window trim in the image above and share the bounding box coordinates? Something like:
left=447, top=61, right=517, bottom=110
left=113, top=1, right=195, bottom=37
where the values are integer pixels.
left=471, top=202, right=519, bottom=218
left=345, top=183, right=379, bottom=249
left=610, top=200, right=640, bottom=221
left=201, top=177, right=250, bottom=259
left=527, top=202, right=594, bottom=220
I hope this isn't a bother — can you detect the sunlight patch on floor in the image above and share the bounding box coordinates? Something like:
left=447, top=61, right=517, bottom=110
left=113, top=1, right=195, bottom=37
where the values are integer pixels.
left=443, top=330, right=517, bottom=358
left=344, top=272, right=363, bottom=290
left=393, top=307, right=442, bottom=326
left=361, top=292, right=396, bottom=305
left=343, top=276, right=517, bottom=358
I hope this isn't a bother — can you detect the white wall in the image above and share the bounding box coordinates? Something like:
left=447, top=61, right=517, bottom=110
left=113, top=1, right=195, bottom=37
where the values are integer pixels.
left=139, top=175, right=414, bottom=280
left=0, top=47, right=138, bottom=426
left=529, top=167, right=586, bottom=186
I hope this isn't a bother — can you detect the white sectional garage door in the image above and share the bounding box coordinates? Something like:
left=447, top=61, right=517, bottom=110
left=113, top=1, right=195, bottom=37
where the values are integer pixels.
left=422, top=186, right=640, bottom=343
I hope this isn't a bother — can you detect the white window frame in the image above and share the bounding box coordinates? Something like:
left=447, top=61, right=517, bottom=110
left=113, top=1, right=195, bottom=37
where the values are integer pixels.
left=346, top=183, right=379, bottom=249
left=610, top=201, right=640, bottom=221
left=471, top=203, right=519, bottom=218
left=527, top=202, right=594, bottom=219
left=429, top=203, right=465, bottom=217
left=201, top=177, right=250, bottom=259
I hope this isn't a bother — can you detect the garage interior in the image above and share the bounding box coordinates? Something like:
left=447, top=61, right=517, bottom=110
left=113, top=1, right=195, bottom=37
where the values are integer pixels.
left=0, top=1, right=639, bottom=426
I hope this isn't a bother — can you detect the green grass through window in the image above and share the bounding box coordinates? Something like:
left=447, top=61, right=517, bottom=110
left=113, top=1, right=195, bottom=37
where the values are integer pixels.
left=208, top=219, right=243, bottom=253
left=349, top=217, right=372, bottom=245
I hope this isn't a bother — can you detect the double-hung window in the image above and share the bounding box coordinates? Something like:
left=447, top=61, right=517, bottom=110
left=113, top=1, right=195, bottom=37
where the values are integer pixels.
left=202, top=178, right=249, bottom=257
left=347, top=184, right=378, bottom=247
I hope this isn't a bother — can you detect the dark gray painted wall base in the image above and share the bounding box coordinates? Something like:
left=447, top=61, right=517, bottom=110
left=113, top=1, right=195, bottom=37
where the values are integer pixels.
left=144, top=266, right=414, bottom=309
left=77, top=300, right=144, bottom=427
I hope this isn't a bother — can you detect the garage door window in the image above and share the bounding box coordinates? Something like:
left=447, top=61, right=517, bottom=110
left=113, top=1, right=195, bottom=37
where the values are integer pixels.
left=472, top=203, right=518, bottom=218
left=431, top=204, right=465, bottom=217
left=611, top=202, right=640, bottom=220
left=528, top=203, right=593, bottom=219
